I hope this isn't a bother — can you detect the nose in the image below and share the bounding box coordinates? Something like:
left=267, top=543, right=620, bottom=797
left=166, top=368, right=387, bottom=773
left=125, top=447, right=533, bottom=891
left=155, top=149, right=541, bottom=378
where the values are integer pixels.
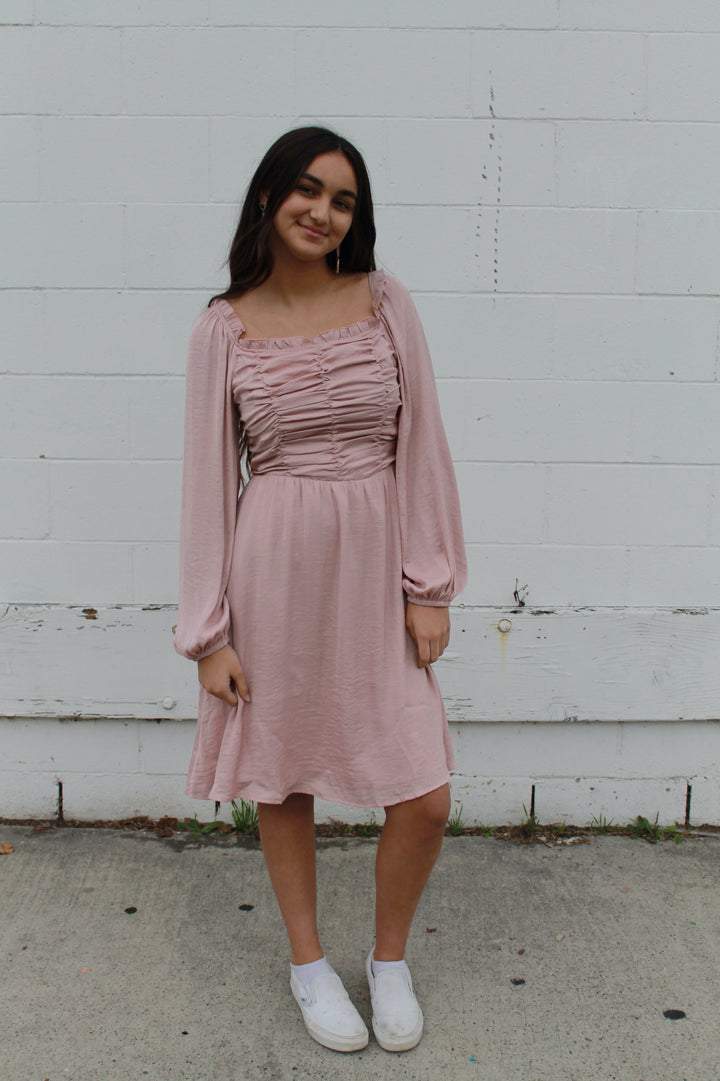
left=309, top=198, right=330, bottom=223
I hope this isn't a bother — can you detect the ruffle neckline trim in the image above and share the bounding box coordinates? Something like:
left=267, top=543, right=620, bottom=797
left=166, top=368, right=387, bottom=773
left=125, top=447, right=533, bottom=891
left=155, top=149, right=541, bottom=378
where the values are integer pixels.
left=212, top=269, right=388, bottom=350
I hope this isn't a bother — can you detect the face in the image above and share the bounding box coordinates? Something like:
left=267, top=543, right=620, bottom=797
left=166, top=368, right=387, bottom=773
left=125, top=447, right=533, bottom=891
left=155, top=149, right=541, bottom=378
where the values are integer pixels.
left=268, top=150, right=358, bottom=266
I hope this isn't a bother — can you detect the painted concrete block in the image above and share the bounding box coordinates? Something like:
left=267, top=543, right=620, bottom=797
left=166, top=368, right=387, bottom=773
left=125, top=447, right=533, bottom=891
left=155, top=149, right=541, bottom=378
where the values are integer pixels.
left=0, top=291, right=42, bottom=373
left=1, top=541, right=134, bottom=605
left=381, top=119, right=488, bottom=205
left=448, top=772, right=534, bottom=826
left=558, top=122, right=720, bottom=211
left=0, top=28, right=122, bottom=113
left=637, top=211, right=720, bottom=295
left=547, top=297, right=718, bottom=383
left=132, top=543, right=179, bottom=605
left=527, top=777, right=689, bottom=829
left=138, top=718, right=196, bottom=776
left=0, top=376, right=131, bottom=459
left=455, top=462, right=546, bottom=545
left=625, top=383, right=720, bottom=465
left=626, top=546, right=720, bottom=608
left=0, top=768, right=58, bottom=819
left=57, top=769, right=203, bottom=820
left=648, top=34, right=720, bottom=121
left=34, top=1, right=210, bottom=25
left=210, top=0, right=390, bottom=27
left=443, top=378, right=718, bottom=468
left=471, top=31, right=644, bottom=119
left=690, top=777, right=720, bottom=827
left=209, top=117, right=302, bottom=203
left=0, top=204, right=124, bottom=288
left=497, top=208, right=637, bottom=293
left=125, top=204, right=235, bottom=290
left=414, top=294, right=555, bottom=381
left=419, top=294, right=718, bottom=384
left=619, top=721, right=720, bottom=780
left=493, top=120, right=556, bottom=206
left=0, top=0, right=34, bottom=22
left=128, top=377, right=184, bottom=460
left=440, top=379, right=634, bottom=464
left=376, top=206, right=494, bottom=292
left=463, top=543, right=631, bottom=608
left=543, top=464, right=714, bottom=546
left=40, top=118, right=210, bottom=203
left=4, top=717, right=140, bottom=774
left=0, top=461, right=50, bottom=540
left=124, top=28, right=295, bottom=115
left=0, top=117, right=39, bottom=200
left=558, top=0, right=720, bottom=32
left=39, top=290, right=204, bottom=376
left=295, top=29, right=472, bottom=118
left=386, top=0, right=558, bottom=29
left=50, top=461, right=181, bottom=542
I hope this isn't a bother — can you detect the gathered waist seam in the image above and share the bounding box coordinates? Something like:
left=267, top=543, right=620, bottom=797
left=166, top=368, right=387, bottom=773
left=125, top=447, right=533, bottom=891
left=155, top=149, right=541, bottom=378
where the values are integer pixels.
left=251, top=462, right=395, bottom=483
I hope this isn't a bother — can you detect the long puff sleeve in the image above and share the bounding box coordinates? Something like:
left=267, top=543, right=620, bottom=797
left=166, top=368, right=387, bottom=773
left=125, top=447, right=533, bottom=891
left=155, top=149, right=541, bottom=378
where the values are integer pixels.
left=174, top=305, right=240, bottom=660
left=379, top=276, right=467, bottom=606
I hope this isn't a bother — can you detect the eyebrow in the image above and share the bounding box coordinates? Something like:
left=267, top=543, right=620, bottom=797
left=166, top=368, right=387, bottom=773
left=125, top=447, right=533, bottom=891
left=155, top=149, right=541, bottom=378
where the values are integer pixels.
left=300, top=172, right=357, bottom=201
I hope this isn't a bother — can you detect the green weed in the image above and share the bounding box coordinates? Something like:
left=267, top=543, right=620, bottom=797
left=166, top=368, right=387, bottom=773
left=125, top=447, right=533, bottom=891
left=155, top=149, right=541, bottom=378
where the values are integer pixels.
left=447, top=803, right=465, bottom=836
left=177, top=814, right=223, bottom=838
left=629, top=812, right=662, bottom=843
left=231, top=799, right=259, bottom=835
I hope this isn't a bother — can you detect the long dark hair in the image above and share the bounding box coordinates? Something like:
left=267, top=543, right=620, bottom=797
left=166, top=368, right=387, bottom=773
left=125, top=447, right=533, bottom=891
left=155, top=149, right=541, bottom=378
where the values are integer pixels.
left=210, top=126, right=376, bottom=304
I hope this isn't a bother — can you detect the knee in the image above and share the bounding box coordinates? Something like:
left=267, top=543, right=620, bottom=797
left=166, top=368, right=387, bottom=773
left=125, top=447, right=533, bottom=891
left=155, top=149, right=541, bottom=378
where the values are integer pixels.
left=420, top=786, right=451, bottom=835
left=394, top=785, right=450, bottom=839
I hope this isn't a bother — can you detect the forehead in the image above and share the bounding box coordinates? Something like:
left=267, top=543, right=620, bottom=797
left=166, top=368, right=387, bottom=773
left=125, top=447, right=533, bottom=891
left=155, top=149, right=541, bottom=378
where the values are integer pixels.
left=304, top=150, right=357, bottom=190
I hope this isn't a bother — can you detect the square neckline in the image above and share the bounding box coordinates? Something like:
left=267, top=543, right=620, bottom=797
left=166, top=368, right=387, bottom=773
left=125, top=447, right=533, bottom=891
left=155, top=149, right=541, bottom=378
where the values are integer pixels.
left=213, top=269, right=387, bottom=348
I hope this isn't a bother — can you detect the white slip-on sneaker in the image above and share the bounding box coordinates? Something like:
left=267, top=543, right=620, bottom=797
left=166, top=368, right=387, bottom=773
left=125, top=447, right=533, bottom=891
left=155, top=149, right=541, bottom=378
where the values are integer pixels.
left=290, top=969, right=369, bottom=1052
left=365, top=950, right=424, bottom=1052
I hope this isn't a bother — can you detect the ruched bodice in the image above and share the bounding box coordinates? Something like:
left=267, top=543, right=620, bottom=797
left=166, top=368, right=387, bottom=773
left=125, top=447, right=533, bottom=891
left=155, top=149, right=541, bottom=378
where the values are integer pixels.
left=215, top=301, right=401, bottom=480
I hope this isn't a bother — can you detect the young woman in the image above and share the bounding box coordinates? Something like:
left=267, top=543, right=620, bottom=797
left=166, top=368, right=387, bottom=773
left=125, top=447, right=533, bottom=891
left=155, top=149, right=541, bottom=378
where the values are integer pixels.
left=175, top=126, right=466, bottom=1054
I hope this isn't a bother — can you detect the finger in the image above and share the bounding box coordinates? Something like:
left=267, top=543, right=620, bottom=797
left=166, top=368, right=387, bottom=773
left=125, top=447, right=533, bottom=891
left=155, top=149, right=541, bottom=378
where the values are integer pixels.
left=231, top=662, right=251, bottom=704
left=220, top=684, right=239, bottom=707
left=417, top=638, right=431, bottom=668
left=201, top=679, right=237, bottom=707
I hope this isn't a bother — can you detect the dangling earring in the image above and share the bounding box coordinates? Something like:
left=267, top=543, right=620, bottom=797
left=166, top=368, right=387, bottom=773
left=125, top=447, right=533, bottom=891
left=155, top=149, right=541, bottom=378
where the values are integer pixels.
left=335, top=246, right=340, bottom=275
left=259, top=202, right=267, bottom=217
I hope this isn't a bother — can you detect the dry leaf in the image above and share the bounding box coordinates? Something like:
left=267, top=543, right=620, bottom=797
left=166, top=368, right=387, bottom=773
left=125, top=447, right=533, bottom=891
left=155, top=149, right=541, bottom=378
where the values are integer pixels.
left=518, top=948, right=525, bottom=955
left=80, top=967, right=91, bottom=974
left=0, top=843, right=14, bottom=855
left=556, top=933, right=565, bottom=941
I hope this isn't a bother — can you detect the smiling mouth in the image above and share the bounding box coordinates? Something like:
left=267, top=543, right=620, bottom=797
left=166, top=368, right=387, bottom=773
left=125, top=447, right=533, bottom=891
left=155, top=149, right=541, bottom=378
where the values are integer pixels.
left=300, top=224, right=327, bottom=238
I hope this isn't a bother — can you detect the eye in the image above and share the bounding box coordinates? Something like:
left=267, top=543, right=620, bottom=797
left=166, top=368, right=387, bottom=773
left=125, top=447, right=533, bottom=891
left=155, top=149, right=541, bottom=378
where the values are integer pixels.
left=297, top=184, right=315, bottom=196
left=335, top=199, right=352, bottom=211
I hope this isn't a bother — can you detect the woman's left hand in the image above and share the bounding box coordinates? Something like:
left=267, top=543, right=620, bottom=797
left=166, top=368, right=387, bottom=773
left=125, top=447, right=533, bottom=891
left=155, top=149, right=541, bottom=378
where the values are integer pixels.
left=405, top=602, right=450, bottom=668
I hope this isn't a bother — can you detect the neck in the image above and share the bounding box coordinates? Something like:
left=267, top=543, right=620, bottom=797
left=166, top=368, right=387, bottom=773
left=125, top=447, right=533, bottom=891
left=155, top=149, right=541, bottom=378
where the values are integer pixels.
left=265, top=240, right=337, bottom=304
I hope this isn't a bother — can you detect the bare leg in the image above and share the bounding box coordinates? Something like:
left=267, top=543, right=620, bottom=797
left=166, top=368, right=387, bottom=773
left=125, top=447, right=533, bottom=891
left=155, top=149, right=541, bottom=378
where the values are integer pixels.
left=374, top=783, right=450, bottom=961
left=257, top=793, right=323, bottom=965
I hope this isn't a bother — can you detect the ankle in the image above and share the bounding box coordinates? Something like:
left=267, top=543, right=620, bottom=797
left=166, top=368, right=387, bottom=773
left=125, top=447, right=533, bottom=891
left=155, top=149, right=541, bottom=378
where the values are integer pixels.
left=291, top=956, right=332, bottom=985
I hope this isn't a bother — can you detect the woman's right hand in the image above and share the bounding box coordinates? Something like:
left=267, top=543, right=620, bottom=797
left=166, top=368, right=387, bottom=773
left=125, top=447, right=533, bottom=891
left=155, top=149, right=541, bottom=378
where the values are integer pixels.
left=197, top=644, right=251, bottom=706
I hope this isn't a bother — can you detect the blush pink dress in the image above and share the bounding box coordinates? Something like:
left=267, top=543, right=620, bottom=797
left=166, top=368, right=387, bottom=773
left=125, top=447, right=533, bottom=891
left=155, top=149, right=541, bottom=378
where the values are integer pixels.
left=174, top=270, right=466, bottom=807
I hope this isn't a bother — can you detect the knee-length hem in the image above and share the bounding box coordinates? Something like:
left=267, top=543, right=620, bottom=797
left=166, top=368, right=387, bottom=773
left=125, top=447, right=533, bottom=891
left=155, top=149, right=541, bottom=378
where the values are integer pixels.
left=175, top=270, right=467, bottom=808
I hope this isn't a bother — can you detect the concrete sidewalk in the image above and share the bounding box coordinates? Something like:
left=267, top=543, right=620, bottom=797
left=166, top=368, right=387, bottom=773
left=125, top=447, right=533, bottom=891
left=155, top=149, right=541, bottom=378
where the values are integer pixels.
left=1, top=824, right=718, bottom=1081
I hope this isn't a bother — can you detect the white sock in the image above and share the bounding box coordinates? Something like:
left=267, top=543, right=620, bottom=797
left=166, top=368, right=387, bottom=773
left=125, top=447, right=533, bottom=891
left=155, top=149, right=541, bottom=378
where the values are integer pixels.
left=291, top=956, right=333, bottom=985
left=371, top=952, right=407, bottom=976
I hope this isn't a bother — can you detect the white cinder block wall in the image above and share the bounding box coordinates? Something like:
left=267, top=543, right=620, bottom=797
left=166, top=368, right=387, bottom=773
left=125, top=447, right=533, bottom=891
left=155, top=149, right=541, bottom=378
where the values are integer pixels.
left=1, top=1, right=719, bottom=826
